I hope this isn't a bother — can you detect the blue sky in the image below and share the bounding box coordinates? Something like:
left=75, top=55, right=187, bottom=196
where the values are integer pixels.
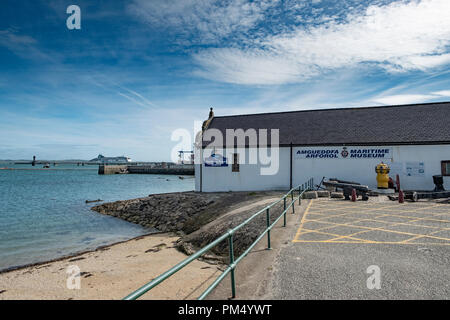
left=1, top=0, right=449, bottom=161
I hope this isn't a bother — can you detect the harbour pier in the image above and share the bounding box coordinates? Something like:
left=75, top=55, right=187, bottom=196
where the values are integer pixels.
left=98, top=164, right=194, bottom=175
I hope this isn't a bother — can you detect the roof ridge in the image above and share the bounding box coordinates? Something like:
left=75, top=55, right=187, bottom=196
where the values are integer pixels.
left=213, top=101, right=450, bottom=119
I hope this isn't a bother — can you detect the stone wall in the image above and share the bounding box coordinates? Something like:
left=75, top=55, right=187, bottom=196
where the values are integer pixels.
left=91, top=191, right=284, bottom=257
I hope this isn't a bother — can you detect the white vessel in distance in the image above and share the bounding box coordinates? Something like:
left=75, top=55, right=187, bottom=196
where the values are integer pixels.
left=89, top=154, right=132, bottom=164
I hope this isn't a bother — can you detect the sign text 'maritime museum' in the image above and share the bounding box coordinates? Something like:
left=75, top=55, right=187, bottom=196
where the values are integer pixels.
left=295, top=147, right=392, bottom=159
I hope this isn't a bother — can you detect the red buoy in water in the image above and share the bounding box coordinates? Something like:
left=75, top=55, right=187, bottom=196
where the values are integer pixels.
left=351, top=189, right=357, bottom=202
left=399, top=190, right=405, bottom=204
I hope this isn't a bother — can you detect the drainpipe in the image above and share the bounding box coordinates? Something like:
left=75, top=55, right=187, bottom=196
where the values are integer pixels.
left=290, top=142, right=293, bottom=190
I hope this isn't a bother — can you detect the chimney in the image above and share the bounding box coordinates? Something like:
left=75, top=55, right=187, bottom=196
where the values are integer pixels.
left=208, top=107, right=214, bottom=119
left=202, top=107, right=215, bottom=131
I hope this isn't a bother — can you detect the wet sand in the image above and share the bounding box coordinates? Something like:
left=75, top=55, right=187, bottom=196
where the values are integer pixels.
left=0, top=234, right=222, bottom=300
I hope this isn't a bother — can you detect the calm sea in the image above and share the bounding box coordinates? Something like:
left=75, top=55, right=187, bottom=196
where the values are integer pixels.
left=0, top=163, right=194, bottom=271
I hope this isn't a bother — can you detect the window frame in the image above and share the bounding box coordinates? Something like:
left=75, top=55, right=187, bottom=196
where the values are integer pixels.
left=441, top=160, right=450, bottom=176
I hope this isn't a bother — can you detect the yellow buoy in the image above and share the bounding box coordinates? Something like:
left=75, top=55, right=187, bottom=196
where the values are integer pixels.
left=375, top=162, right=390, bottom=189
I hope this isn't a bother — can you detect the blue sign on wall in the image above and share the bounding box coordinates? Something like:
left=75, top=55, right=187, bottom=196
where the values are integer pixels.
left=204, top=153, right=228, bottom=167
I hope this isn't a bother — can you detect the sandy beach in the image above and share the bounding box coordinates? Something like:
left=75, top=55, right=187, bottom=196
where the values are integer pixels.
left=0, top=233, right=222, bottom=300
left=0, top=191, right=287, bottom=300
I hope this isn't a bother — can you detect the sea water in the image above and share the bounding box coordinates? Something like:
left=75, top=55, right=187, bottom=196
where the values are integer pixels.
left=0, top=163, right=194, bottom=271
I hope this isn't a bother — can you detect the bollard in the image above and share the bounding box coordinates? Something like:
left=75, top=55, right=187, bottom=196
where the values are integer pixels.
left=351, top=189, right=357, bottom=202
left=399, top=189, right=404, bottom=204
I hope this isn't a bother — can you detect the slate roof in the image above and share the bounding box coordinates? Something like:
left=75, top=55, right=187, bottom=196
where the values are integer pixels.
left=203, top=102, right=450, bottom=147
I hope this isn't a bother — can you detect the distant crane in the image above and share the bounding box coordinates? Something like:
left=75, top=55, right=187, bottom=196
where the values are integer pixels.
left=178, top=150, right=194, bottom=164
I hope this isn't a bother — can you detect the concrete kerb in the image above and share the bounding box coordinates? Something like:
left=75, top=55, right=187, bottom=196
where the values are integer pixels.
left=303, top=191, right=318, bottom=199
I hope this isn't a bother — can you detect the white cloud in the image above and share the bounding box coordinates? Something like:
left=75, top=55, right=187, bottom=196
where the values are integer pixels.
left=193, top=0, right=450, bottom=85
left=116, top=87, right=159, bottom=109
left=432, top=90, right=450, bottom=97
left=371, top=94, right=437, bottom=105
left=0, top=29, right=56, bottom=62
left=0, top=29, right=36, bottom=46
left=193, top=48, right=316, bottom=85
left=128, top=0, right=277, bottom=44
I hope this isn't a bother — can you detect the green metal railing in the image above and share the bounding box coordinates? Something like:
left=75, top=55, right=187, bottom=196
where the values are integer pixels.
left=123, top=178, right=314, bottom=300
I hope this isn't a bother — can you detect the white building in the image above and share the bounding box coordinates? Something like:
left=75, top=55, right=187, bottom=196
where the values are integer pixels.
left=195, top=102, right=450, bottom=192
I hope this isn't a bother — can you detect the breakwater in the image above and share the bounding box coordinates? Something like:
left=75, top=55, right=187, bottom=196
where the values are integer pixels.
left=98, top=164, right=194, bottom=175
left=91, top=191, right=284, bottom=258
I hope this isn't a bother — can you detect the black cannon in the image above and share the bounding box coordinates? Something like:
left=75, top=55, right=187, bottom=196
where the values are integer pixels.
left=323, top=180, right=370, bottom=201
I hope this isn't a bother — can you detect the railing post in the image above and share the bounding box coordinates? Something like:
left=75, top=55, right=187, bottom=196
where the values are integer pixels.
left=266, top=208, right=271, bottom=250
left=124, top=179, right=317, bottom=301
left=283, top=197, right=287, bottom=227
left=228, top=232, right=236, bottom=299
left=298, top=186, right=302, bottom=205
left=291, top=190, right=295, bottom=214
